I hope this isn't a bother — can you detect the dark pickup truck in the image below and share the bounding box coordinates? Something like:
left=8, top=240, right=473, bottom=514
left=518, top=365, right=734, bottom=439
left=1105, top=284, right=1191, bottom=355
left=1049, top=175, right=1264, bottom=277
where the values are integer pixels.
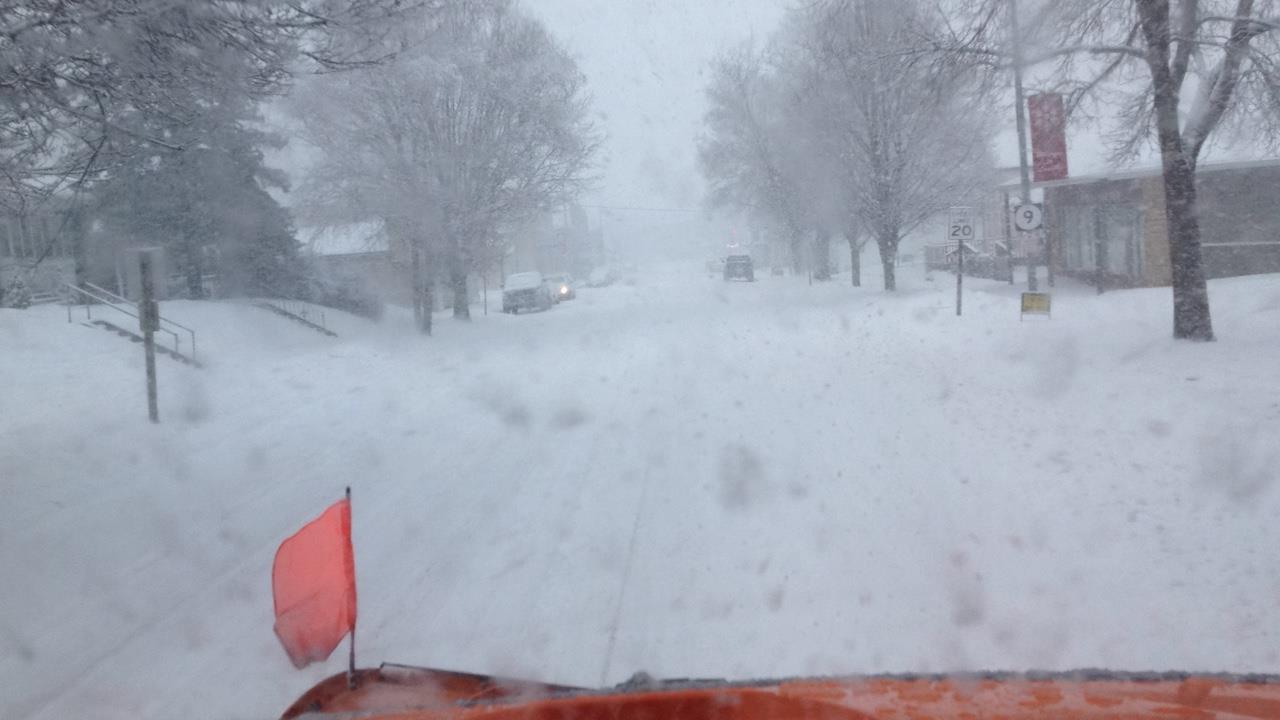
left=723, top=255, right=755, bottom=282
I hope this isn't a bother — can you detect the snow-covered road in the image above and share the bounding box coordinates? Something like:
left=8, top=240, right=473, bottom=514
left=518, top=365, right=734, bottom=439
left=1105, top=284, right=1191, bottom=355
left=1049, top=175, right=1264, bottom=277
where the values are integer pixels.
left=3, top=265, right=1279, bottom=719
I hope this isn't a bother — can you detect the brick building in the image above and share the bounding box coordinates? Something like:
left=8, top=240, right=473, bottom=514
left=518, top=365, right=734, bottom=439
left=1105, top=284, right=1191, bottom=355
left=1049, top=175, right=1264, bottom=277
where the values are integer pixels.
left=1041, top=159, right=1280, bottom=287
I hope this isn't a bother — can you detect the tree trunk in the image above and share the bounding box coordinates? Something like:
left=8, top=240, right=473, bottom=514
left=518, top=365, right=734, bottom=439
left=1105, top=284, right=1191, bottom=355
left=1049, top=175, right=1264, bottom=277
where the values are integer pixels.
left=411, top=246, right=421, bottom=328
left=1159, top=154, right=1213, bottom=339
left=71, top=210, right=88, bottom=290
left=876, top=230, right=898, bottom=291
left=790, top=231, right=804, bottom=274
left=848, top=238, right=861, bottom=287
left=185, top=238, right=204, bottom=299
left=422, top=265, right=434, bottom=336
left=880, top=252, right=896, bottom=292
left=1138, top=0, right=1214, bottom=341
left=451, top=263, right=470, bottom=320
left=811, top=230, right=832, bottom=281
left=411, top=245, right=431, bottom=334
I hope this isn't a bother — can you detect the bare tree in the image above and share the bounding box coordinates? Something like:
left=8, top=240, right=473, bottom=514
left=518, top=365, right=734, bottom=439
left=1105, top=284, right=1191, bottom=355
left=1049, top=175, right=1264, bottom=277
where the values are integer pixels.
left=698, top=44, right=812, bottom=272
left=789, top=0, right=995, bottom=291
left=937, top=0, right=1280, bottom=340
left=770, top=13, right=885, bottom=287
left=700, top=2, right=992, bottom=290
left=290, top=49, right=449, bottom=332
left=293, top=1, right=596, bottom=326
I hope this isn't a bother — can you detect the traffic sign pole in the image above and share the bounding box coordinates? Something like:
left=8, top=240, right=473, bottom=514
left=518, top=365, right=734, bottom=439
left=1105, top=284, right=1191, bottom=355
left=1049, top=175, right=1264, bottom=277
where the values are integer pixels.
left=947, top=207, right=973, bottom=318
left=1010, top=0, right=1037, bottom=292
left=139, top=249, right=160, bottom=424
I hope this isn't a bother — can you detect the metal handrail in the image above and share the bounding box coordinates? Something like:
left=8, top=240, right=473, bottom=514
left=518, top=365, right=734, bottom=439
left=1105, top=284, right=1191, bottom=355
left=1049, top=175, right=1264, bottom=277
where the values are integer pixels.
left=260, top=297, right=326, bottom=331
left=82, top=281, right=197, bottom=359
left=64, top=283, right=182, bottom=355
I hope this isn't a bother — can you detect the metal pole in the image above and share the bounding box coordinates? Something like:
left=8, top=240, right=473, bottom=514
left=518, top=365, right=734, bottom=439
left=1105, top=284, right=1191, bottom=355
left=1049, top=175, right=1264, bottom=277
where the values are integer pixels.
left=139, top=251, right=159, bottom=423
left=483, top=274, right=488, bottom=316
left=1045, top=221, right=1055, bottom=288
left=346, top=485, right=356, bottom=690
left=1010, top=0, right=1037, bottom=291
left=411, top=246, right=423, bottom=331
left=1094, top=207, right=1106, bottom=295
left=956, top=243, right=964, bottom=316
left=807, top=239, right=812, bottom=285
left=1003, top=191, right=1015, bottom=284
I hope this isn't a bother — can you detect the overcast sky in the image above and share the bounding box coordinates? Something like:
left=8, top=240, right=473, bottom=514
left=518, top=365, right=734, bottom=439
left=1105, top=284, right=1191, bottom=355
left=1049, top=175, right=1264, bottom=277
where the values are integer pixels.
left=524, top=0, right=787, bottom=213
left=519, top=0, right=1068, bottom=258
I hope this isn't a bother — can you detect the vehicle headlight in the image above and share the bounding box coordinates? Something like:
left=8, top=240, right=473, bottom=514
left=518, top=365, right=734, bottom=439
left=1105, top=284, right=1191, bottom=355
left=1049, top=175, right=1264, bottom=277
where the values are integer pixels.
left=560, top=286, right=569, bottom=294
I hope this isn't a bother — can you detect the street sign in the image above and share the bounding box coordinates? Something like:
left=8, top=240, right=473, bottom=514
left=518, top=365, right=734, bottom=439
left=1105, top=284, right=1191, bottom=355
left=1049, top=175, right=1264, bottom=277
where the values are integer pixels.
left=947, top=207, right=975, bottom=246
left=1020, top=291, right=1051, bottom=320
left=948, top=207, right=974, bottom=318
left=1013, top=203, right=1043, bottom=232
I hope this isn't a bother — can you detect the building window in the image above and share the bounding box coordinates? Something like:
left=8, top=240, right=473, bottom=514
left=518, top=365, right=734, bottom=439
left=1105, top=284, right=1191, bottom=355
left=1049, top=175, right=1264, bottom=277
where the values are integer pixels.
left=1061, top=205, right=1142, bottom=278
left=1063, top=206, right=1096, bottom=271
left=1098, top=207, right=1142, bottom=277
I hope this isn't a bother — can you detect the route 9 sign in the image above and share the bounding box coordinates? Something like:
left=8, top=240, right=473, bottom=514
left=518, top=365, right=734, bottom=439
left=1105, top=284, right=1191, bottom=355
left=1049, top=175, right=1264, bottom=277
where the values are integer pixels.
left=1013, top=203, right=1043, bottom=232
left=948, top=207, right=975, bottom=246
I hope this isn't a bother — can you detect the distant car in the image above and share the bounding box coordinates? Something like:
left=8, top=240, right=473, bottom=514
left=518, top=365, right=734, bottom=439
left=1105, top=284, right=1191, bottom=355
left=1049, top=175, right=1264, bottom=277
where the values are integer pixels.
left=546, top=273, right=576, bottom=301
left=587, top=266, right=615, bottom=288
left=502, top=272, right=555, bottom=313
left=706, top=258, right=726, bottom=276
left=723, top=255, right=755, bottom=281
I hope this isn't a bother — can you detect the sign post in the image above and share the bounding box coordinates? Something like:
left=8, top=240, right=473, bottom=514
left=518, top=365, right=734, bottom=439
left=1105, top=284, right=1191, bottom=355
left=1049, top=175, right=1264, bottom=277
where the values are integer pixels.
left=1009, top=0, right=1033, bottom=291
left=948, top=207, right=974, bottom=317
left=1012, top=204, right=1051, bottom=314
left=1002, top=191, right=1015, bottom=284
left=138, top=248, right=161, bottom=423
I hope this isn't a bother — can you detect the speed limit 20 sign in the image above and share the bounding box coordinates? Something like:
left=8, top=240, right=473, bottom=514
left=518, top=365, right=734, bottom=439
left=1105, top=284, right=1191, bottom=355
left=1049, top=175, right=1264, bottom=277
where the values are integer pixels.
left=947, top=207, right=974, bottom=245
left=1013, top=203, right=1043, bottom=232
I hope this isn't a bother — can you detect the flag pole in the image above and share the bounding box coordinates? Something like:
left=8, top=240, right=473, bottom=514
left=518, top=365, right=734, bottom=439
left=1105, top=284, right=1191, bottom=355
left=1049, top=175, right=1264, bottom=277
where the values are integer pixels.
left=346, top=485, right=356, bottom=690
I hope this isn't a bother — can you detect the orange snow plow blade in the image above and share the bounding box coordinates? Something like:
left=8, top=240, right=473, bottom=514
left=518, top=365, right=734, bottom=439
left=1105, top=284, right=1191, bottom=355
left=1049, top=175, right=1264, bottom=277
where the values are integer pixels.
left=283, top=665, right=1280, bottom=720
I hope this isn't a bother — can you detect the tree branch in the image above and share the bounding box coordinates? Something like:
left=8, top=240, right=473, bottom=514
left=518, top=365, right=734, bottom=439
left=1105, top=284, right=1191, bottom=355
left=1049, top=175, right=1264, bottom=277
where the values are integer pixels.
left=1170, top=0, right=1198, bottom=88
left=1185, top=0, right=1269, bottom=161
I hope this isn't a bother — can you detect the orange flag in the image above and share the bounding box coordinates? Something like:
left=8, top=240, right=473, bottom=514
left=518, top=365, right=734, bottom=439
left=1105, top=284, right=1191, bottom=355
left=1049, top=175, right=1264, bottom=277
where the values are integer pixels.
left=272, top=494, right=356, bottom=669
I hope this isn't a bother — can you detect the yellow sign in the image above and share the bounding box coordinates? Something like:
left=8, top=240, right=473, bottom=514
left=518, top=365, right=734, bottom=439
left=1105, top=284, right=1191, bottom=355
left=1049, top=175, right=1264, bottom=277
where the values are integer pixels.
left=1021, top=292, right=1051, bottom=319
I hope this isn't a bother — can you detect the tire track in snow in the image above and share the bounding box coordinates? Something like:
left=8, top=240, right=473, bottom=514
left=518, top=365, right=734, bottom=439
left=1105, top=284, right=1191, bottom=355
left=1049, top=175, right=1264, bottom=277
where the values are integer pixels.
left=598, top=434, right=653, bottom=686
left=594, top=324, right=690, bottom=686
left=502, top=333, right=651, bottom=681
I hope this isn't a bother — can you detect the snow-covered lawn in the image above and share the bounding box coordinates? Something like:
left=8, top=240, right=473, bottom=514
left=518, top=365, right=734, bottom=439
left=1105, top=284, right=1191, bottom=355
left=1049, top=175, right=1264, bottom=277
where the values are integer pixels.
left=2, top=265, right=1279, bottom=720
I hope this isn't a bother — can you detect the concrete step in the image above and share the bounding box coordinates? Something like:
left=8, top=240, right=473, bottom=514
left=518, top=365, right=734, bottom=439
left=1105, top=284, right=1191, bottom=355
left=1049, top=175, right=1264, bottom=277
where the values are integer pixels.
left=88, top=320, right=202, bottom=368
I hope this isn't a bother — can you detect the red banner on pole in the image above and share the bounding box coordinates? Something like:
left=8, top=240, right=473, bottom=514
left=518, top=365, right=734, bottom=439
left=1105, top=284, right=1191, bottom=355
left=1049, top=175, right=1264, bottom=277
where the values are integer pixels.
left=1028, top=93, right=1069, bottom=182
left=272, top=495, right=356, bottom=669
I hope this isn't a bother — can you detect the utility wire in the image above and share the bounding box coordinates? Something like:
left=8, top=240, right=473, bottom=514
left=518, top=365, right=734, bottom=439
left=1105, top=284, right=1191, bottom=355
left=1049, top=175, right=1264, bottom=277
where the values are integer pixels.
left=580, top=203, right=702, bottom=214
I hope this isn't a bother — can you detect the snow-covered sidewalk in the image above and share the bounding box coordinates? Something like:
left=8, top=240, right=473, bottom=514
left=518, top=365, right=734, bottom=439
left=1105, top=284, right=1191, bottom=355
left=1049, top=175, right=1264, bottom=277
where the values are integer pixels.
left=2, top=267, right=1278, bottom=720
